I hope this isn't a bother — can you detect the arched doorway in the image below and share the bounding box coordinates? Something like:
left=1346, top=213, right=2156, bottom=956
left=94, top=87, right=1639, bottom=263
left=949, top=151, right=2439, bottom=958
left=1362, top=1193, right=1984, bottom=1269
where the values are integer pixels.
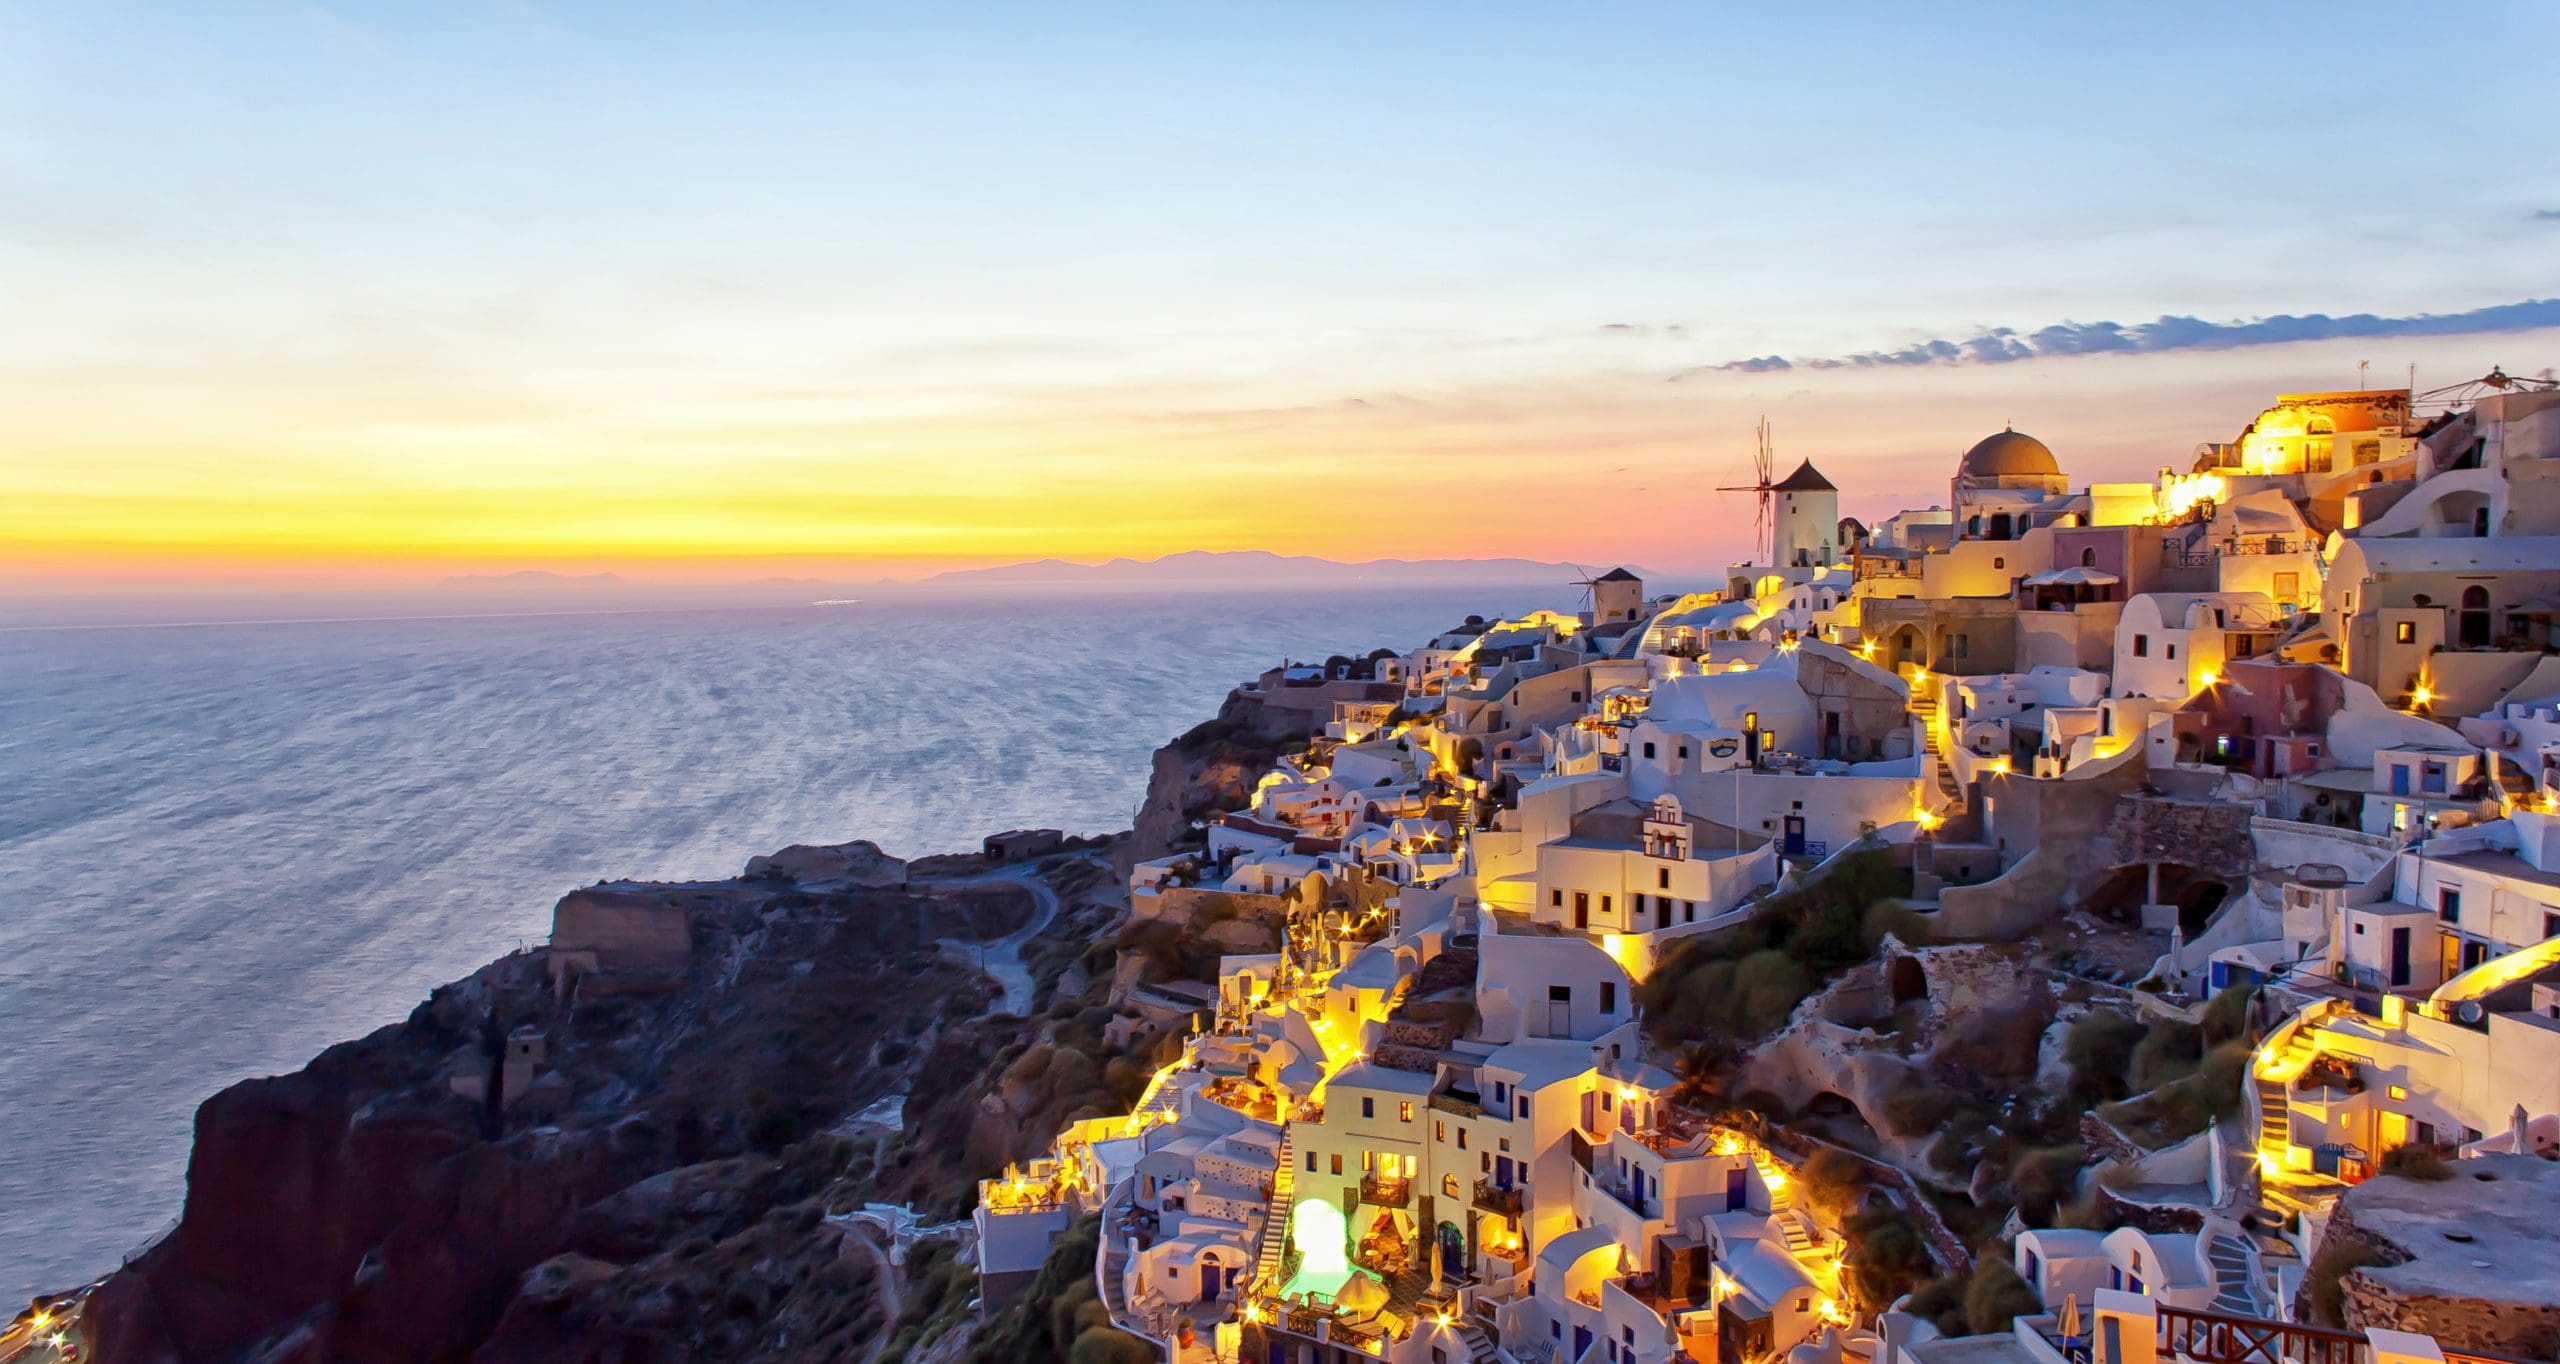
left=1989, top=511, right=2014, bottom=540
left=2461, top=585, right=2492, bottom=648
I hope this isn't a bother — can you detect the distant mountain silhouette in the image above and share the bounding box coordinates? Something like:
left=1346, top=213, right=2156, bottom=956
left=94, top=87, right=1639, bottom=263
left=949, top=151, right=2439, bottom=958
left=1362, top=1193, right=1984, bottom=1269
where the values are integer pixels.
left=436, top=570, right=630, bottom=589
left=925, top=550, right=1635, bottom=587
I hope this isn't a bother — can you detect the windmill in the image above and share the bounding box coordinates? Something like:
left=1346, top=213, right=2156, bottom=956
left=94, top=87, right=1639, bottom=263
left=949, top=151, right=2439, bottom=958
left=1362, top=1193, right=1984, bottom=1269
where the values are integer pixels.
left=1716, top=417, right=1778, bottom=567
left=1567, top=563, right=1601, bottom=616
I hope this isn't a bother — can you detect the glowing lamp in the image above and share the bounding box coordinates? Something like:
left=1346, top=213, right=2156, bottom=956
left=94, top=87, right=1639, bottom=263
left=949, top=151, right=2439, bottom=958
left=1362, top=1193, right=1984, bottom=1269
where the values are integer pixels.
left=2197, top=670, right=2217, bottom=688
left=2411, top=685, right=2434, bottom=708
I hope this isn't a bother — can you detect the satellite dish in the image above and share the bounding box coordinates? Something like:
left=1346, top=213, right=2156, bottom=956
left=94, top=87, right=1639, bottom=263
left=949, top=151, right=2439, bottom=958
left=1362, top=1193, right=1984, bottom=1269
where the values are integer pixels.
left=2457, top=1001, right=2486, bottom=1026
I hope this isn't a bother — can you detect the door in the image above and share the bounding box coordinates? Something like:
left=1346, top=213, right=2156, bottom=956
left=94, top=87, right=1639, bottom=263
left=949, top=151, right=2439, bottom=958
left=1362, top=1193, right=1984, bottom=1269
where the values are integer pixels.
left=1726, top=1165, right=1747, bottom=1210
left=1495, top=1156, right=1514, bottom=1188
left=1823, top=711, right=1842, bottom=760
left=1574, top=1326, right=1593, bottom=1362
left=1783, top=814, right=1807, bottom=856
left=1572, top=892, right=1589, bottom=930
left=2389, top=926, right=2412, bottom=988
left=1655, top=896, right=1670, bottom=931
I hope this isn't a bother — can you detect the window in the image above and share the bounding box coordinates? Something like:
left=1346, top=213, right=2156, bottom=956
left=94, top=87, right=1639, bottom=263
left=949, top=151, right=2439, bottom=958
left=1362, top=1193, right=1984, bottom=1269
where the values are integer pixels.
left=1443, top=1174, right=1461, bottom=1198
left=2236, top=635, right=2255, bottom=657
left=1518, top=1094, right=1530, bottom=1119
left=1993, top=557, right=2005, bottom=570
left=1307, top=1151, right=1317, bottom=1172
left=1684, top=901, right=1696, bottom=923
left=1658, top=868, right=1671, bottom=889
left=2081, top=548, right=2098, bottom=568
left=2133, top=634, right=2149, bottom=657
left=1331, top=1153, right=1343, bottom=1176
left=1599, top=895, right=1611, bottom=915
left=1458, top=1129, right=1469, bottom=1150
left=2439, top=887, right=2461, bottom=924
left=2275, top=571, right=2299, bottom=599
left=1492, top=1080, right=1508, bottom=1108
left=1677, top=744, right=1688, bottom=759
left=2165, top=642, right=2177, bottom=660
left=2546, top=912, right=2560, bottom=941
left=1601, top=982, right=1618, bottom=1013
left=1600, top=1092, right=1613, bottom=1112
left=1435, top=1120, right=1446, bottom=1143
left=2396, top=621, right=2416, bottom=644
left=1498, top=1137, right=1511, bottom=1152
left=1551, top=889, right=1563, bottom=908
left=1362, top=1097, right=1375, bottom=1119
left=1399, top=1102, right=1414, bottom=1123
left=1642, top=741, right=1656, bottom=759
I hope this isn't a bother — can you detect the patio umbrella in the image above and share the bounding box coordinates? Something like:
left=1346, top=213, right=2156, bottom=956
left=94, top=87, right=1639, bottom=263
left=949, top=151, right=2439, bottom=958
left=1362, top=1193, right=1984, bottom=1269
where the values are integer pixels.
left=2058, top=1293, right=2083, bottom=1343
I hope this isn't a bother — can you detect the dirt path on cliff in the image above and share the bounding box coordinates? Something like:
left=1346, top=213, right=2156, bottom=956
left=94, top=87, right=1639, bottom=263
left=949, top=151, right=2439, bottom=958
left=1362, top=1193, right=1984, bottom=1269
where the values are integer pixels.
left=928, top=862, right=1067, bottom=1016
left=839, top=1227, right=901, bottom=1364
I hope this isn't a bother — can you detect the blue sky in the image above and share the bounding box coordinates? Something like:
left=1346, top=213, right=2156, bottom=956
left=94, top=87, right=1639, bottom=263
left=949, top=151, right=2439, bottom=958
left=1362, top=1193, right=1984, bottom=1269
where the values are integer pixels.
left=4, top=2, right=2557, bottom=586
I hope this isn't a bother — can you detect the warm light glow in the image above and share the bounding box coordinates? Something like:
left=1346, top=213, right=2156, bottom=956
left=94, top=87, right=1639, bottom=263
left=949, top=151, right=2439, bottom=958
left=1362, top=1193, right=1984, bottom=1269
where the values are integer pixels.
left=2158, top=470, right=2227, bottom=520
left=2410, top=685, right=2434, bottom=708
left=2196, top=670, right=2217, bottom=688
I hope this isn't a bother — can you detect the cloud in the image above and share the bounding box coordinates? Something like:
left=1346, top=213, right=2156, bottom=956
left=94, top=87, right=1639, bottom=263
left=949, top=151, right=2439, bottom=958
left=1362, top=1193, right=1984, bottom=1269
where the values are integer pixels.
left=1690, top=298, right=2560, bottom=374
left=2535, top=209, right=2560, bottom=222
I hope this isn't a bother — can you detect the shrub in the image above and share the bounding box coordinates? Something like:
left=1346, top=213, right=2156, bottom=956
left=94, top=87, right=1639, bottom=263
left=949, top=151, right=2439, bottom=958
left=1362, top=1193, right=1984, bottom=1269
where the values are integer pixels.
left=1734, top=1089, right=1794, bottom=1124
left=1880, top=1085, right=1957, bottom=1138
left=1904, top=1276, right=1967, bottom=1333
left=1936, top=1003, right=2049, bottom=1089
left=1963, top=1256, right=2043, bottom=1333
left=2010, top=1145, right=2087, bottom=1222
left=1732, top=949, right=1814, bottom=1036
left=2129, top=1018, right=2204, bottom=1092
left=1067, top=1328, right=1158, bottom=1364
left=2303, top=1238, right=2380, bottom=1327
left=1844, top=1206, right=1934, bottom=1307
left=2063, top=1012, right=2149, bottom=1101
left=2202, top=980, right=2257, bottom=1046
left=2378, top=1142, right=2453, bottom=1181
left=1862, top=900, right=1931, bottom=950
left=2154, top=1040, right=2249, bottom=1142
left=1800, top=1147, right=1868, bottom=1219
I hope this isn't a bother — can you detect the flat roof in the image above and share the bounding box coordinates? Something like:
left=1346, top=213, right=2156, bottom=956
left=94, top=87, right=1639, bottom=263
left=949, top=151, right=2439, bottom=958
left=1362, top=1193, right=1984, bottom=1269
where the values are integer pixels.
left=2431, top=847, right=2560, bottom=891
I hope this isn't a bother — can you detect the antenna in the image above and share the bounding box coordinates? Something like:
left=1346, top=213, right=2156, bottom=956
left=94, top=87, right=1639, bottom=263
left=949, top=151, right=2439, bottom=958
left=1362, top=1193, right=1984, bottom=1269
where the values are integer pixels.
left=1715, top=417, right=1778, bottom=566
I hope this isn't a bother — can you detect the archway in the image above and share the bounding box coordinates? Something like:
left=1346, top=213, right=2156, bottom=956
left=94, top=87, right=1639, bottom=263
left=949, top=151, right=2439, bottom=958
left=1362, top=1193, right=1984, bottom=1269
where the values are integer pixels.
left=1888, top=955, right=1927, bottom=1005
left=1989, top=511, right=2014, bottom=541
left=2461, top=585, right=2492, bottom=648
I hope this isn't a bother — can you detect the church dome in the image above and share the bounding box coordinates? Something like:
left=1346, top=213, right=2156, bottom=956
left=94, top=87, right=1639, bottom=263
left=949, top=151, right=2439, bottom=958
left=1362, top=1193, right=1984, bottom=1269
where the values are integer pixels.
left=1960, top=427, right=2060, bottom=480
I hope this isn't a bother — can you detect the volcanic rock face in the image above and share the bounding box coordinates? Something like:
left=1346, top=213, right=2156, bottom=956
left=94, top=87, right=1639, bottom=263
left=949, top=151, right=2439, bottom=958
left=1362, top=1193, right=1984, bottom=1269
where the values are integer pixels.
left=81, top=868, right=1039, bottom=1364
left=1132, top=689, right=1317, bottom=860
left=742, top=839, right=908, bottom=889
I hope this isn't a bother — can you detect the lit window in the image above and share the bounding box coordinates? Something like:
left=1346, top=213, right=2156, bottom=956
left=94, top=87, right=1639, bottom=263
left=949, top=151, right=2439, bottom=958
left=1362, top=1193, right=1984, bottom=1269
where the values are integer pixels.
left=1399, top=1102, right=1413, bottom=1123
left=2389, top=1085, right=2408, bottom=1101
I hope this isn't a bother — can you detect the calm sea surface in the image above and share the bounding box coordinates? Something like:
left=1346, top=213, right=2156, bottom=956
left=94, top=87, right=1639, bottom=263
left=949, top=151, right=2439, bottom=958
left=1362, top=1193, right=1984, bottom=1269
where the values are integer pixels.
left=0, top=590, right=1541, bottom=1302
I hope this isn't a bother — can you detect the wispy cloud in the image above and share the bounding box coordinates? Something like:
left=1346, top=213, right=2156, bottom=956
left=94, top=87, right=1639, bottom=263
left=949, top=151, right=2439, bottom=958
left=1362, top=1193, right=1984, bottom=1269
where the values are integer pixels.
left=2535, top=209, right=2560, bottom=222
left=1693, top=298, right=2560, bottom=373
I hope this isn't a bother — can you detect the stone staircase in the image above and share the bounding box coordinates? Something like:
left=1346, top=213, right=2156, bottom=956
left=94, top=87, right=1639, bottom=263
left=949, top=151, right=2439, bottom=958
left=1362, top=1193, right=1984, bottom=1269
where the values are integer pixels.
left=1252, top=1128, right=1297, bottom=1289
left=2205, top=1225, right=2265, bottom=1316
left=1456, top=1318, right=1503, bottom=1364
left=1912, top=693, right=1961, bottom=805
left=2255, top=1030, right=2311, bottom=1157
left=1772, top=1208, right=1821, bottom=1257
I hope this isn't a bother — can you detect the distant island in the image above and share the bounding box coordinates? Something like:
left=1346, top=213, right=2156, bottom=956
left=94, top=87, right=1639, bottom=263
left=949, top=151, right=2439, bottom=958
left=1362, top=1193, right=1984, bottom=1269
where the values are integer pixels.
left=919, top=549, right=1643, bottom=588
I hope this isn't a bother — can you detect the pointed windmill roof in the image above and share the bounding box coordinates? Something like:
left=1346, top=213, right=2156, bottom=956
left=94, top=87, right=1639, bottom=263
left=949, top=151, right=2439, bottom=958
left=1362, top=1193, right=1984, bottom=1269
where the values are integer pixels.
left=1772, top=460, right=1835, bottom=492
left=1592, top=567, right=1641, bottom=583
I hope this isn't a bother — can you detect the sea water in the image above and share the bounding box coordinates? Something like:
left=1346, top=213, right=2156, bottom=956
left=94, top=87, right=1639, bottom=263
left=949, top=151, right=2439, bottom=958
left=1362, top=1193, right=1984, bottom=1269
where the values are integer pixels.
left=0, top=589, right=1544, bottom=1301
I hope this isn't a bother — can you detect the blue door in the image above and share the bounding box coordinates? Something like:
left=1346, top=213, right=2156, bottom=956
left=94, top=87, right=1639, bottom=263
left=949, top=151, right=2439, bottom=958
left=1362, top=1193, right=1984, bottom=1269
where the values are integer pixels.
left=1574, top=1325, right=1594, bottom=1361
left=1495, top=1155, right=1514, bottom=1187
left=1726, top=1165, right=1747, bottom=1209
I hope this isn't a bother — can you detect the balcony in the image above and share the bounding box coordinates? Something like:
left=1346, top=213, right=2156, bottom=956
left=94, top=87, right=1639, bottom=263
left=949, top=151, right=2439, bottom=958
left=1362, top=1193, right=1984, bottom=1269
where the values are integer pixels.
left=1430, top=1088, right=1484, bottom=1119
left=1358, top=1171, right=1412, bottom=1208
left=1471, top=1176, right=1524, bottom=1218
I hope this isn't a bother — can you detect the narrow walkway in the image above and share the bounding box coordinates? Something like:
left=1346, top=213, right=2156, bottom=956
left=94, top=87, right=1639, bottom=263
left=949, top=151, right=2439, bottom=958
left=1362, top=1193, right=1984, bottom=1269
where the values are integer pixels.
left=927, top=860, right=1072, bottom=1016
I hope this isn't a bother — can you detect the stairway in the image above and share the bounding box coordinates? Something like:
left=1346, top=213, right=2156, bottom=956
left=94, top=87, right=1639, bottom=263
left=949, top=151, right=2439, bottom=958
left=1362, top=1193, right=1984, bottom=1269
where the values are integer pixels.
left=1456, top=1319, right=1503, bottom=1364
left=1912, top=694, right=1961, bottom=805
left=2255, top=1030, right=2311, bottom=1158
left=1252, top=1128, right=1297, bottom=1289
left=1101, top=1207, right=1134, bottom=1318
left=2206, top=1227, right=2265, bottom=1316
left=1773, top=1208, right=1821, bottom=1256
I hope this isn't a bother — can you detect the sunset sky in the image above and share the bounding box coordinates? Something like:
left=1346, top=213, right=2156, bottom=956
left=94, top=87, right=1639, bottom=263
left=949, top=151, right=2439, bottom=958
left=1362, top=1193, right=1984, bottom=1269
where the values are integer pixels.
left=6, top=3, right=2558, bottom=598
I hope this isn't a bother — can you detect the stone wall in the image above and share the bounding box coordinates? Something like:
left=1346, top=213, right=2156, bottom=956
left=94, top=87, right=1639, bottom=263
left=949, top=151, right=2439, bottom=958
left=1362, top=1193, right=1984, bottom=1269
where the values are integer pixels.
left=2110, top=794, right=2256, bottom=879
left=2318, top=1155, right=2560, bottom=1358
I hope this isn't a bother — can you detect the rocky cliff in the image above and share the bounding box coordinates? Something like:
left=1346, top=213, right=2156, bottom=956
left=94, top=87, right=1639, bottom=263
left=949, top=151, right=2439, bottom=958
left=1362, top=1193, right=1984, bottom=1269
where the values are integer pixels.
left=80, top=863, right=1065, bottom=1364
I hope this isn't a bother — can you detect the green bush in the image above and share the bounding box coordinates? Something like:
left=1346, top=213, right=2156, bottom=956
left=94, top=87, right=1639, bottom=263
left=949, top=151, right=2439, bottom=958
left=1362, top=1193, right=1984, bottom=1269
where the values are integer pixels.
left=2202, top=981, right=2257, bottom=1046
left=2010, top=1145, right=2087, bottom=1222
left=2064, top=1012, right=2149, bottom=1101
left=2153, top=1040, right=2249, bottom=1142
left=1067, top=1328, right=1158, bottom=1364
left=1862, top=900, right=1931, bottom=950
left=2129, top=1018, right=2204, bottom=1092
left=1936, top=1004, right=2048, bottom=1089
left=1905, top=1276, right=1967, bottom=1333
left=1963, top=1256, right=2043, bottom=1333
left=2378, top=1142, right=2453, bottom=1181
left=1880, top=1086, right=1957, bottom=1138
left=1843, top=1205, right=1934, bottom=1307
left=1733, top=949, right=1813, bottom=1036
left=2303, top=1238, right=2380, bottom=1327
left=1800, top=1146, right=1868, bottom=1219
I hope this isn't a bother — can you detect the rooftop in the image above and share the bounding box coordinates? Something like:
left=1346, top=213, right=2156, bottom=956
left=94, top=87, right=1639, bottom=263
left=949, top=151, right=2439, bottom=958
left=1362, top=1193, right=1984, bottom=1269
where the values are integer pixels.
left=2334, top=1154, right=2560, bottom=1309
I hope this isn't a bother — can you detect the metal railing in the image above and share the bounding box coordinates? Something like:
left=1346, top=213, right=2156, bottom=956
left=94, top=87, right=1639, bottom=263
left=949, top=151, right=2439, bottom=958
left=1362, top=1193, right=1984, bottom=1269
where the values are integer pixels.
left=2157, top=1305, right=2365, bottom=1364
left=1357, top=1171, right=1412, bottom=1208
left=1471, top=1176, right=1524, bottom=1218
